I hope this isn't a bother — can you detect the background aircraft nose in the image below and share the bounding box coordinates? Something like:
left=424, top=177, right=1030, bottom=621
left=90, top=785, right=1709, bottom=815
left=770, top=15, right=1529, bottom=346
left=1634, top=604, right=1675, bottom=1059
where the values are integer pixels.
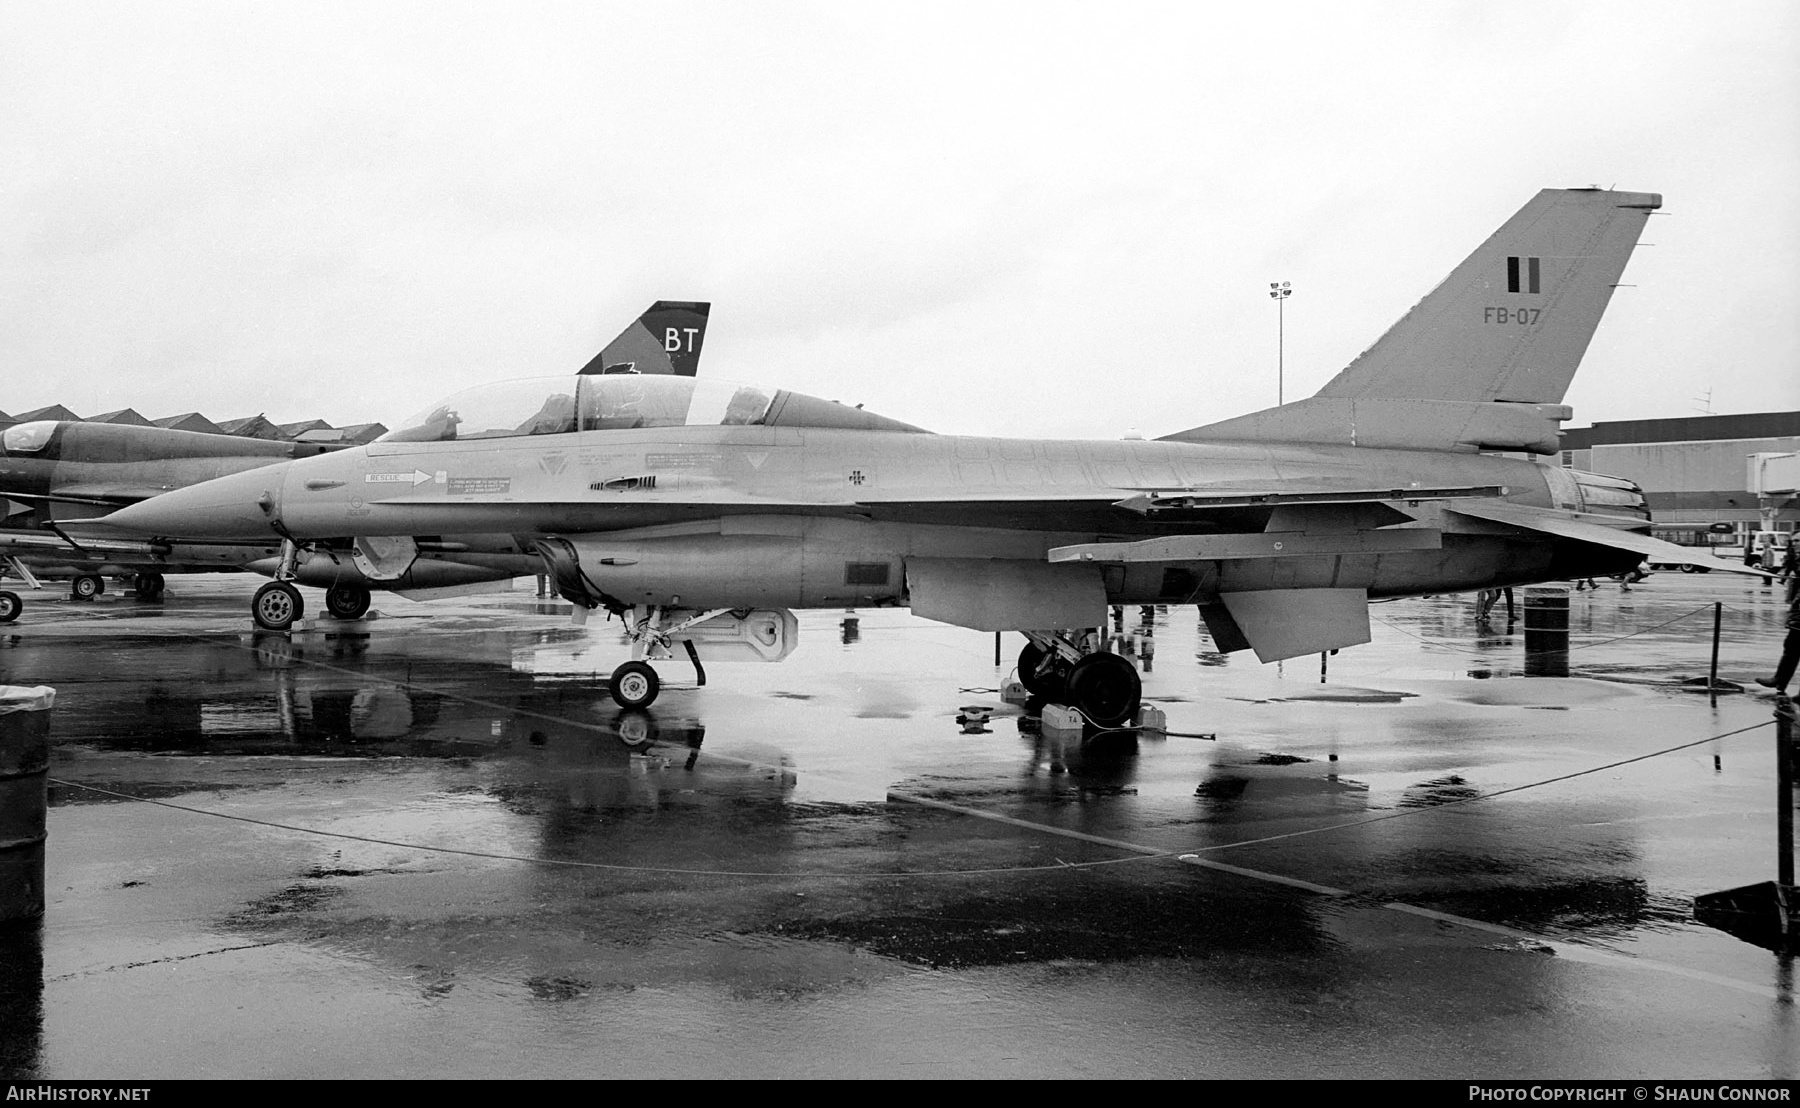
left=78, top=466, right=285, bottom=540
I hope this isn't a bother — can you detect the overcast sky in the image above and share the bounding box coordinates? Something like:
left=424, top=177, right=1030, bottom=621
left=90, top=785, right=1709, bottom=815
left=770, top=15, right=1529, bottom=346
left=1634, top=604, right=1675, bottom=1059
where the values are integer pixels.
left=4, top=0, right=1796, bottom=439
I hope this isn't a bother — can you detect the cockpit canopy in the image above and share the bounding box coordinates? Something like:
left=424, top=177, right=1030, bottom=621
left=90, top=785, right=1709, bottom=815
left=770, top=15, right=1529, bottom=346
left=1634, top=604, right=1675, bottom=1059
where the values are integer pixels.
left=378, top=375, right=927, bottom=443
left=1, top=422, right=55, bottom=455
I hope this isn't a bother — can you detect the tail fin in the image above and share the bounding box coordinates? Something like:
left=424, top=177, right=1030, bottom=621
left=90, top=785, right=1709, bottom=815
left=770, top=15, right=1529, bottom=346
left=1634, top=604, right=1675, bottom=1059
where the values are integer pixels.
left=1162, top=188, right=1658, bottom=453
left=1315, top=187, right=1659, bottom=404
left=578, top=300, right=710, bottom=377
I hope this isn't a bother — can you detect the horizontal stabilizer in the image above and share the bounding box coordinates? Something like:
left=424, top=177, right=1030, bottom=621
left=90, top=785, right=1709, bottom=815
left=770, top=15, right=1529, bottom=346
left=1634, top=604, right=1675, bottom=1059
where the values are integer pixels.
left=1447, top=501, right=1769, bottom=575
left=1219, top=588, right=1371, bottom=663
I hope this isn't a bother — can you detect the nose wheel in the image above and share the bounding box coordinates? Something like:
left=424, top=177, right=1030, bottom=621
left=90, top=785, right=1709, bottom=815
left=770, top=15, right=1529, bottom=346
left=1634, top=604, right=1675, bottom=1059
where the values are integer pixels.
left=0, top=591, right=19, bottom=623
left=609, top=660, right=661, bottom=709
left=252, top=582, right=303, bottom=631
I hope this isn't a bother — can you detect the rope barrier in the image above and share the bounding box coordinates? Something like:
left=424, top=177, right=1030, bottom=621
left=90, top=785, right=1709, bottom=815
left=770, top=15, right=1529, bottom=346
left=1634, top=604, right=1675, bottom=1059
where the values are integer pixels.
left=1374, top=602, right=1744, bottom=657
left=47, top=716, right=1779, bottom=880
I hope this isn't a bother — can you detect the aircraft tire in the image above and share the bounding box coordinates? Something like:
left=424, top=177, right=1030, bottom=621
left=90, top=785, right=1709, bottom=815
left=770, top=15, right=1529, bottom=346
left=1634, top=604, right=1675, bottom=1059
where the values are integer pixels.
left=71, top=574, right=103, bottom=601
left=325, top=583, right=372, bottom=620
left=252, top=582, right=303, bottom=631
left=609, top=661, right=660, bottom=710
left=1065, top=652, right=1142, bottom=729
left=134, top=573, right=165, bottom=600
left=1017, top=643, right=1068, bottom=702
left=0, top=591, right=20, bottom=623
left=1680, top=563, right=1710, bottom=574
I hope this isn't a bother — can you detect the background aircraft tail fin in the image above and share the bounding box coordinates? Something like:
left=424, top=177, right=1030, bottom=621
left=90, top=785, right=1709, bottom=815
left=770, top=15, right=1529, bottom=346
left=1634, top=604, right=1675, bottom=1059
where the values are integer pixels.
left=578, top=300, right=711, bottom=377
left=1315, top=187, right=1659, bottom=405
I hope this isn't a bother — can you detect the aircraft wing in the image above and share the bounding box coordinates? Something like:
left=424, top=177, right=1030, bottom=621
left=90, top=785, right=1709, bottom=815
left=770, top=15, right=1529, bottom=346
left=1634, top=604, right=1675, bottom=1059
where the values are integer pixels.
left=1446, top=500, right=1769, bottom=576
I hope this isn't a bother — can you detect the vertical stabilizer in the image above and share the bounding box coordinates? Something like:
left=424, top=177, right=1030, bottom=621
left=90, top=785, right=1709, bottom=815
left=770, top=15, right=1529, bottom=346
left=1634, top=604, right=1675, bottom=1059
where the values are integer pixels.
left=1313, top=188, right=1658, bottom=405
left=579, top=300, right=711, bottom=377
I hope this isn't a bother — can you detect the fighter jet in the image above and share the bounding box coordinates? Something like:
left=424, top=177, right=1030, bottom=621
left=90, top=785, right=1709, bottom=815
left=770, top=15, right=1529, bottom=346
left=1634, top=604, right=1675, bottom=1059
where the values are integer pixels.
left=0, top=301, right=709, bottom=622
left=84, top=190, right=1732, bottom=724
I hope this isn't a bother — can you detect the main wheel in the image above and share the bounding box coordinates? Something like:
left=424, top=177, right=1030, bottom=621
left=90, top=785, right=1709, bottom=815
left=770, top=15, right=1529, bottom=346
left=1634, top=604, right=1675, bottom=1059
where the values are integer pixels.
left=0, top=591, right=20, bottom=623
left=71, top=574, right=103, bottom=601
left=1017, top=643, right=1068, bottom=701
left=325, top=583, right=372, bottom=620
left=609, top=661, right=661, bottom=709
left=252, top=582, right=303, bottom=631
left=133, top=572, right=165, bottom=599
left=1065, top=652, right=1142, bottom=728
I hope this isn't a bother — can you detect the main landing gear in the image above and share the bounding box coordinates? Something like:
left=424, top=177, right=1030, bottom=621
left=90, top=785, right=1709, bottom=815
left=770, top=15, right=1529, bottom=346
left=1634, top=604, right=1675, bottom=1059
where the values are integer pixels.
left=1019, top=630, right=1142, bottom=728
left=0, top=591, right=19, bottom=623
left=70, top=574, right=104, bottom=601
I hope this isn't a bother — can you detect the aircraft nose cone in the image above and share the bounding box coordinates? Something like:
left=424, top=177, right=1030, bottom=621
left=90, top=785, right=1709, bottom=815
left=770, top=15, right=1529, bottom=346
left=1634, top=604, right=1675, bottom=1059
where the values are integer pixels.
left=85, top=466, right=286, bottom=540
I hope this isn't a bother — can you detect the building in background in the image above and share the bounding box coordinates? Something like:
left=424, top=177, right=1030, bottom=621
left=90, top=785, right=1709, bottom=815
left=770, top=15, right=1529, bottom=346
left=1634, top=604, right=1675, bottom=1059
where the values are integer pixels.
left=1560, top=411, right=1800, bottom=553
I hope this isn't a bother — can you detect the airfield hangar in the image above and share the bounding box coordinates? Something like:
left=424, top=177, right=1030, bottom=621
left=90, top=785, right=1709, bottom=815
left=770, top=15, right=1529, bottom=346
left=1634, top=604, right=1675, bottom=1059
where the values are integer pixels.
left=1558, top=410, right=1800, bottom=544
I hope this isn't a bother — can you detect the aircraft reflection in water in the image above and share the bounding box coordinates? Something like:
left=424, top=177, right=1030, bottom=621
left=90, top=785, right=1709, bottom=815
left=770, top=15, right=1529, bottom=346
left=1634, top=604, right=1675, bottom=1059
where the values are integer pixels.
left=0, top=301, right=709, bottom=624
left=91, top=189, right=1755, bottom=728
left=15, top=631, right=794, bottom=816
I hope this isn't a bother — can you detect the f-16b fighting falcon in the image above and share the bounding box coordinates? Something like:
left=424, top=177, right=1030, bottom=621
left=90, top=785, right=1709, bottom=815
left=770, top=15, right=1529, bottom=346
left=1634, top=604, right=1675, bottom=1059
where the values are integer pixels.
left=84, top=188, right=1742, bottom=725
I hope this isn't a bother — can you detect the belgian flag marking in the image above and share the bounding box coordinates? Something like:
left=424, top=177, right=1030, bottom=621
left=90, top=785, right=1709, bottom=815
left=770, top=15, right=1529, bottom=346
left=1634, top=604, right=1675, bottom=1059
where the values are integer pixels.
left=1506, top=256, right=1541, bottom=294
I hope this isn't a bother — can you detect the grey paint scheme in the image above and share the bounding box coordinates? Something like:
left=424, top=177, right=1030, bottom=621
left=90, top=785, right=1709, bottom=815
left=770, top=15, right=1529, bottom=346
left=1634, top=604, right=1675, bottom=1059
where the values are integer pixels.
left=82, top=189, right=1732, bottom=662
left=72, top=421, right=1639, bottom=657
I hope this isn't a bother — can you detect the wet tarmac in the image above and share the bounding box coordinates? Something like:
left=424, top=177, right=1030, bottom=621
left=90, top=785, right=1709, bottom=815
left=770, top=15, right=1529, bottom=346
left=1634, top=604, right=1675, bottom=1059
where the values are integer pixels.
left=1, top=572, right=1797, bottom=1079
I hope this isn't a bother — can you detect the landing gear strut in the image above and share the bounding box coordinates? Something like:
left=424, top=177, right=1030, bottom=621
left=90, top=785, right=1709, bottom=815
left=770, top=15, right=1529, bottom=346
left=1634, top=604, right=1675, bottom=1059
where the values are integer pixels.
left=250, top=540, right=305, bottom=631
left=604, top=605, right=731, bottom=710
left=1020, top=629, right=1142, bottom=728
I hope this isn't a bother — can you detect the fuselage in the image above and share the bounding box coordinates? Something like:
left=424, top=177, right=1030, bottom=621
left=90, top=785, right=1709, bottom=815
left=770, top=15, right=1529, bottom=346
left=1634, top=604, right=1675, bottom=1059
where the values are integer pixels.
left=87, top=420, right=1648, bottom=611
left=0, top=420, right=333, bottom=515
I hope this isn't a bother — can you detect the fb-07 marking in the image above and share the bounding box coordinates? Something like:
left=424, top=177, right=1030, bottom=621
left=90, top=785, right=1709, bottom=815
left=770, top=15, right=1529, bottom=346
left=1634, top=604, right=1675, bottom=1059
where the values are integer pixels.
left=1484, top=307, right=1542, bottom=324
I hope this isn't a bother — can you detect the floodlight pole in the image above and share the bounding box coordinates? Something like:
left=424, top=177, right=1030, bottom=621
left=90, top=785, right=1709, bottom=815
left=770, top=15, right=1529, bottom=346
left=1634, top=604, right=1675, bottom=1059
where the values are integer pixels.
left=1269, top=282, right=1292, bottom=405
